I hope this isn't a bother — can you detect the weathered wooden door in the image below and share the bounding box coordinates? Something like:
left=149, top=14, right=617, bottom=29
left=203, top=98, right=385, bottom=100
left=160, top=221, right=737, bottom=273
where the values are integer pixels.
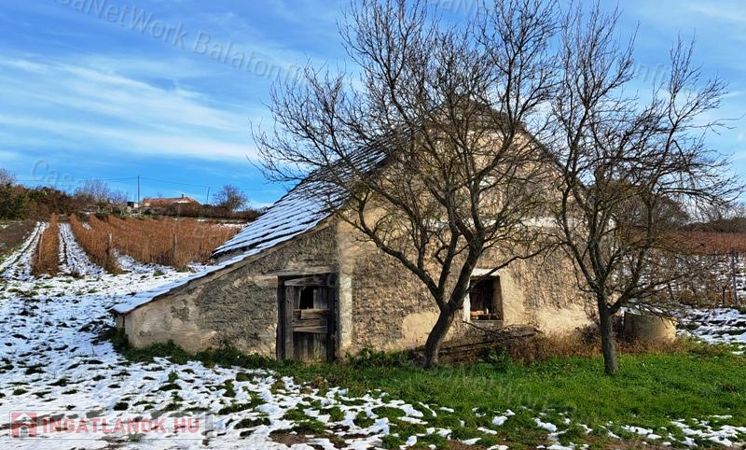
left=277, top=274, right=337, bottom=362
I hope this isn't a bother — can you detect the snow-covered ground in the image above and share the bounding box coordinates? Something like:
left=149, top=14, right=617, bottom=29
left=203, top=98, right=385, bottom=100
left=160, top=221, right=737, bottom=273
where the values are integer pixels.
left=684, top=308, right=746, bottom=354
left=0, top=222, right=46, bottom=281
left=0, top=223, right=744, bottom=449
left=0, top=224, right=438, bottom=449
left=58, top=223, right=104, bottom=278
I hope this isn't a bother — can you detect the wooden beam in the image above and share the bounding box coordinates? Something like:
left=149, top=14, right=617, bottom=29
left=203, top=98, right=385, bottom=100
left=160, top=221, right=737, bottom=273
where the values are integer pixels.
left=284, top=286, right=295, bottom=359
left=270, top=266, right=337, bottom=277
left=285, top=275, right=334, bottom=287
left=293, top=326, right=328, bottom=334
left=276, top=278, right=286, bottom=360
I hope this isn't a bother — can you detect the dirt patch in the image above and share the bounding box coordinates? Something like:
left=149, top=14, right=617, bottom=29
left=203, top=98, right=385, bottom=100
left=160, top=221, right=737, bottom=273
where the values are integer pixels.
left=444, top=441, right=489, bottom=450
left=270, top=430, right=313, bottom=446
left=0, top=221, right=35, bottom=258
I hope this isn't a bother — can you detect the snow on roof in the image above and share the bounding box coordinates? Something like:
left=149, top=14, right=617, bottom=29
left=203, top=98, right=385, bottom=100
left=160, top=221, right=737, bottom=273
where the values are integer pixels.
left=112, top=180, right=346, bottom=315
left=212, top=136, right=393, bottom=259
left=112, top=134, right=394, bottom=316
left=111, top=251, right=251, bottom=315
left=211, top=181, right=338, bottom=259
left=142, top=196, right=200, bottom=207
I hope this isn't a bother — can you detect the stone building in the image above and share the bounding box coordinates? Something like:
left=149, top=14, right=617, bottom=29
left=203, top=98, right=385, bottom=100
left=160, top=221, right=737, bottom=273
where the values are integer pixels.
left=113, top=149, right=593, bottom=362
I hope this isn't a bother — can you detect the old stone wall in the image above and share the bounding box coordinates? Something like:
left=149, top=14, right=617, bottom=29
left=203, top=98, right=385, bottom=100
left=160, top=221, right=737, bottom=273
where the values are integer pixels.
left=494, top=248, right=594, bottom=332
left=124, top=215, right=591, bottom=358
left=122, top=224, right=339, bottom=355
left=338, top=221, right=593, bottom=354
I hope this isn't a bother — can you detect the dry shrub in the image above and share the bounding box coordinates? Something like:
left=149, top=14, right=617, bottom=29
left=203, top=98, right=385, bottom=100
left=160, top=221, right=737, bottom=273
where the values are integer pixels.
left=32, top=213, right=60, bottom=276
left=505, top=324, right=689, bottom=365
left=103, top=216, right=238, bottom=268
left=69, top=214, right=120, bottom=273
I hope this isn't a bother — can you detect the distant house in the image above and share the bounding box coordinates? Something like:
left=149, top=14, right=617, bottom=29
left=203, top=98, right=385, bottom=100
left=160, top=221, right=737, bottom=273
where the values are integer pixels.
left=113, top=135, right=593, bottom=363
left=141, top=195, right=200, bottom=214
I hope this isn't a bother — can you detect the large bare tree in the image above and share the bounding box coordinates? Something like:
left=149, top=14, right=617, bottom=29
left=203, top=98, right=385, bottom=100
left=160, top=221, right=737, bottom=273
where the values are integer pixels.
left=256, top=0, right=558, bottom=367
left=547, top=4, right=741, bottom=375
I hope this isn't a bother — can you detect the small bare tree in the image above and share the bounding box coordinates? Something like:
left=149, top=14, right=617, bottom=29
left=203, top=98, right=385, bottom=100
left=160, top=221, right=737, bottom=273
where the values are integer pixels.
left=548, top=4, right=741, bottom=375
left=214, top=185, right=248, bottom=212
left=257, top=0, right=558, bottom=367
left=74, top=180, right=127, bottom=208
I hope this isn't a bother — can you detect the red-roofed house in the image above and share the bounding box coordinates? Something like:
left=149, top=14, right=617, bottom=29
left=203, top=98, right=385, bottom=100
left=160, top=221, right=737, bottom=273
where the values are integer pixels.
left=141, top=195, right=200, bottom=213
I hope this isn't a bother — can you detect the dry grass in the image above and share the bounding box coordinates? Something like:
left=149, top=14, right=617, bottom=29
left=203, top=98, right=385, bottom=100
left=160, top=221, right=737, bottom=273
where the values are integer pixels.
left=505, top=325, right=690, bottom=365
left=96, top=216, right=238, bottom=268
left=32, top=213, right=60, bottom=276
left=69, top=214, right=120, bottom=273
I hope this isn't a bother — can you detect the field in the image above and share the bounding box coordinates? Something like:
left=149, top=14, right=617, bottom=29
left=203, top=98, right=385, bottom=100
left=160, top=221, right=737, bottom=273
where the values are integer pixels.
left=680, top=231, right=746, bottom=254
left=31, top=213, right=59, bottom=276
left=102, top=215, right=239, bottom=267
left=68, top=215, right=240, bottom=270
left=0, top=222, right=744, bottom=449
left=0, top=221, right=36, bottom=266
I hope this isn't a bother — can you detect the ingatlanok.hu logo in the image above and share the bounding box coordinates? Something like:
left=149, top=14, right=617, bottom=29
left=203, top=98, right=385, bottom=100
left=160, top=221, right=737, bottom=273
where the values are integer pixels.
left=8, top=411, right=212, bottom=440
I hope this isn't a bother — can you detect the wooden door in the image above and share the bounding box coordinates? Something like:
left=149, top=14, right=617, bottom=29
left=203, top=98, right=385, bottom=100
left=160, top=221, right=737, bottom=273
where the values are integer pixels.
left=277, top=274, right=337, bottom=362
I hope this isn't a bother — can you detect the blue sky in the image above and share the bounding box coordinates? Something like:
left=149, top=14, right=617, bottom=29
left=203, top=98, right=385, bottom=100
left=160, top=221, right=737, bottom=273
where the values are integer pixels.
left=1, top=0, right=744, bottom=207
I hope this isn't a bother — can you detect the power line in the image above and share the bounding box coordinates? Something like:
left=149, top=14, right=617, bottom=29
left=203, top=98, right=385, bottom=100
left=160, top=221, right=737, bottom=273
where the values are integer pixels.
left=13, top=176, right=213, bottom=190
left=140, top=177, right=212, bottom=189
left=13, top=176, right=138, bottom=183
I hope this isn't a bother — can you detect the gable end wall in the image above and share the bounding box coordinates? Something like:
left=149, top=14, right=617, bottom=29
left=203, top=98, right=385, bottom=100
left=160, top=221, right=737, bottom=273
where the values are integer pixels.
left=121, top=225, right=339, bottom=355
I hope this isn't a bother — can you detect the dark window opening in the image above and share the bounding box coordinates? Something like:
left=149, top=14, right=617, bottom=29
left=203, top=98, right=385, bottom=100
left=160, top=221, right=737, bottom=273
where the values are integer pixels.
left=469, top=277, right=503, bottom=321
left=299, top=287, right=316, bottom=310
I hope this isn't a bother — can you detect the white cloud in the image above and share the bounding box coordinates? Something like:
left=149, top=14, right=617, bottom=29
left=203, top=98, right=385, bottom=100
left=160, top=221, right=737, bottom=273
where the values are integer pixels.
left=0, top=56, right=262, bottom=162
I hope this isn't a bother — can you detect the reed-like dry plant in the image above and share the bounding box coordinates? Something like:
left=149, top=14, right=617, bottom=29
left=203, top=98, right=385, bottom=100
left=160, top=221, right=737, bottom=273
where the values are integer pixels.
left=69, top=214, right=120, bottom=273
left=103, top=216, right=238, bottom=268
left=32, top=213, right=60, bottom=276
left=505, top=326, right=691, bottom=365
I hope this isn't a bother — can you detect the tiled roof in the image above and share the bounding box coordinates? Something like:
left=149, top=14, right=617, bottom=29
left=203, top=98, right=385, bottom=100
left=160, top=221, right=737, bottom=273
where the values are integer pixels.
left=212, top=137, right=393, bottom=259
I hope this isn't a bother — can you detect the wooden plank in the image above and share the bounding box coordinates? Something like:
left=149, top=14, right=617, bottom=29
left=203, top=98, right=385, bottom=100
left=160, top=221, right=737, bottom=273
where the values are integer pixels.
left=293, top=325, right=328, bottom=334
left=283, top=286, right=295, bottom=359
left=285, top=275, right=330, bottom=287
left=293, top=320, right=329, bottom=333
left=276, top=279, right=285, bottom=360
left=270, top=266, right=336, bottom=277
left=294, top=316, right=327, bottom=325
left=297, top=309, right=327, bottom=319
left=326, top=283, right=337, bottom=362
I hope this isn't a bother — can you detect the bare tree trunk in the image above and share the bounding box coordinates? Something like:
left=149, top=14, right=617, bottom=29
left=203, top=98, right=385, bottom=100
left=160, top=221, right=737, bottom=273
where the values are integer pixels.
left=424, top=308, right=455, bottom=368
left=598, top=300, right=618, bottom=376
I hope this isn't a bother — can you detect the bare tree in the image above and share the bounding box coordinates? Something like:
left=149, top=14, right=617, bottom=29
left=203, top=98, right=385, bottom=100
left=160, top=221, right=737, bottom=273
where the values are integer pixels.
left=75, top=180, right=127, bottom=208
left=547, top=4, right=741, bottom=375
left=256, top=0, right=558, bottom=367
left=214, top=185, right=248, bottom=212
left=0, top=169, right=15, bottom=186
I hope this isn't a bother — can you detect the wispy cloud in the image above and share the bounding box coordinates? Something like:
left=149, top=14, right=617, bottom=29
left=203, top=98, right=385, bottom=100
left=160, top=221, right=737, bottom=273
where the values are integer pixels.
left=0, top=150, right=21, bottom=161
left=0, top=55, right=260, bottom=162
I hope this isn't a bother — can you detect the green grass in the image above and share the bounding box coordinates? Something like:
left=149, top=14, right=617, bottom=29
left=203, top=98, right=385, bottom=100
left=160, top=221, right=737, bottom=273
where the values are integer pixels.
left=111, top=331, right=746, bottom=447
left=294, top=348, right=746, bottom=431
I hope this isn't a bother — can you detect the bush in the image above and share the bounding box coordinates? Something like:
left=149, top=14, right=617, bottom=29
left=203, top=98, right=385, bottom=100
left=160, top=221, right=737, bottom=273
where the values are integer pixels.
left=0, top=184, right=30, bottom=220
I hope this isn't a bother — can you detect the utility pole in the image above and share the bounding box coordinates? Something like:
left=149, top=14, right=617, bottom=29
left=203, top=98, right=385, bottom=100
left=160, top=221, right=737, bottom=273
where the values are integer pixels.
left=206, top=187, right=210, bottom=205
left=137, top=176, right=141, bottom=207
